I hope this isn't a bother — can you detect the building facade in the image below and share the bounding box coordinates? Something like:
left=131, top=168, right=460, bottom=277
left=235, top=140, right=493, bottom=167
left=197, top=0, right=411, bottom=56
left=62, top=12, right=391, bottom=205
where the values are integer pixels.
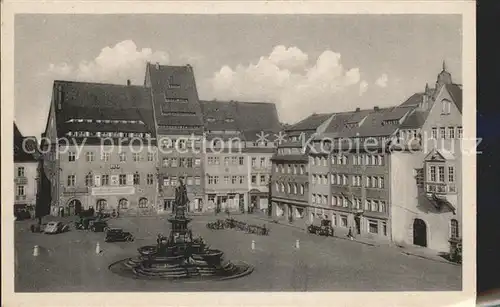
left=42, top=80, right=158, bottom=216
left=14, top=123, right=39, bottom=217
left=145, top=63, right=205, bottom=213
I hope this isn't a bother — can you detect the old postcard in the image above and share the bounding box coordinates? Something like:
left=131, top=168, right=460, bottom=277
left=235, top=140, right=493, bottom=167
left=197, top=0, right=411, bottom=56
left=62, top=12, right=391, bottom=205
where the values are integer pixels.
left=1, top=1, right=476, bottom=306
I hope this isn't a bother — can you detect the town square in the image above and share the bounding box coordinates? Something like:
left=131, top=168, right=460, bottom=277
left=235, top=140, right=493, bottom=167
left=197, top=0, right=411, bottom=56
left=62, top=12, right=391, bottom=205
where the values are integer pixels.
left=10, top=13, right=467, bottom=294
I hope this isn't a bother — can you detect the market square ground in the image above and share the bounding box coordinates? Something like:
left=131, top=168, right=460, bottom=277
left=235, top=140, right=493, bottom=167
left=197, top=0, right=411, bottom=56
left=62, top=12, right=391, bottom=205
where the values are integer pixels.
left=14, top=214, right=461, bottom=291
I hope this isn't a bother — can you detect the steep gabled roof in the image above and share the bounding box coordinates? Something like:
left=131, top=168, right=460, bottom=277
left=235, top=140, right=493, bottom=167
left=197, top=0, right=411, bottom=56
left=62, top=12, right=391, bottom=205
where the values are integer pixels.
left=14, top=122, right=38, bottom=162
left=52, top=80, right=156, bottom=138
left=399, top=110, right=430, bottom=129
left=199, top=100, right=281, bottom=141
left=400, top=93, right=425, bottom=107
left=445, top=83, right=463, bottom=113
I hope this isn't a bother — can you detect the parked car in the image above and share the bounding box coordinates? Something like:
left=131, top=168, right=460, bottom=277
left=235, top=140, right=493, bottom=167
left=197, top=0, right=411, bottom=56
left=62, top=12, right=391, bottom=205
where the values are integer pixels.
left=307, top=219, right=334, bottom=237
left=44, top=221, right=69, bottom=234
left=15, top=210, right=31, bottom=221
left=89, top=219, right=109, bottom=232
left=105, top=228, right=134, bottom=242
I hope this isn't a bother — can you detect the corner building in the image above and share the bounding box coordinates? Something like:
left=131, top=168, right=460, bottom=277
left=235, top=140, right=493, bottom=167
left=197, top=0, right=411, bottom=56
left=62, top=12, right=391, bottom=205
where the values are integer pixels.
left=42, top=80, right=158, bottom=216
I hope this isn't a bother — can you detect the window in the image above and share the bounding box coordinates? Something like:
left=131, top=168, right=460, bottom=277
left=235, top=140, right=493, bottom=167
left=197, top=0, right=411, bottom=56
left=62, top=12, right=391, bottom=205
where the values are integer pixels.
left=186, top=158, right=193, bottom=168
left=365, top=199, right=371, bottom=211
left=382, top=221, right=387, bottom=236
left=300, top=184, right=304, bottom=195
left=312, top=175, right=317, bottom=185
left=379, top=201, right=386, bottom=213
left=300, top=165, right=305, bottom=174
left=231, top=156, right=238, bottom=165
left=163, top=177, right=170, bottom=186
left=195, top=177, right=201, bottom=185
left=224, top=176, right=230, bottom=185
left=69, top=152, right=76, bottom=162
left=450, top=219, right=459, bottom=239
left=194, top=158, right=201, bottom=166
left=378, top=177, right=385, bottom=189
left=17, top=185, right=25, bottom=196
left=171, top=177, right=178, bottom=186
left=239, top=176, right=244, bottom=184
left=260, top=157, right=266, bottom=167
left=119, top=152, right=126, bottom=162
left=17, top=167, right=25, bottom=177
left=232, top=176, right=237, bottom=184
left=293, top=184, right=298, bottom=194
left=224, top=157, right=230, bottom=166
left=85, top=151, right=94, bottom=162
left=180, top=158, right=187, bottom=168
left=102, top=175, right=109, bottom=186
left=448, top=166, right=455, bottom=182
left=208, top=176, right=215, bottom=185
left=239, top=157, right=244, bottom=165
left=147, top=174, right=154, bottom=185
left=287, top=183, right=291, bottom=193
left=138, top=198, right=148, bottom=208
left=438, top=166, right=445, bottom=182
left=432, top=127, right=437, bottom=139
left=430, top=166, right=436, bottom=182
left=448, top=127, right=455, bottom=139
left=372, top=200, right=379, bottom=212
left=101, top=152, right=110, bottom=162
left=147, top=152, right=155, bottom=161
left=415, top=168, right=424, bottom=187
left=251, top=175, right=257, bottom=184
left=119, top=198, right=129, bottom=209
left=457, top=126, right=463, bottom=139
left=260, top=175, right=266, bottom=185
left=119, top=174, right=127, bottom=185
left=440, top=127, right=446, bottom=139
left=162, top=158, right=169, bottom=167
left=340, top=215, right=348, bottom=227
left=171, top=158, right=178, bottom=167
left=377, top=155, right=383, bottom=166
left=85, top=173, right=93, bottom=186
left=133, top=173, right=140, bottom=185
left=251, top=157, right=256, bottom=167
left=368, top=220, right=378, bottom=234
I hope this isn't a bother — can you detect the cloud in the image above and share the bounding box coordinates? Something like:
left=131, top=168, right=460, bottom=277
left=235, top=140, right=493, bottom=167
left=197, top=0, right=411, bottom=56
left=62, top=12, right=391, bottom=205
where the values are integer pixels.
left=359, top=80, right=368, bottom=96
left=46, top=40, right=169, bottom=85
left=375, top=73, right=388, bottom=88
left=206, top=46, right=363, bottom=123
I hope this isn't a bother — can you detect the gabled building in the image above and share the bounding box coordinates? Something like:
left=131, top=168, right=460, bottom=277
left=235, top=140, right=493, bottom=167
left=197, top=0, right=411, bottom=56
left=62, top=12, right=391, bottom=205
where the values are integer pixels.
left=42, top=80, right=158, bottom=216
left=145, top=63, right=205, bottom=213
left=390, top=63, right=463, bottom=252
left=14, top=123, right=39, bottom=217
left=201, top=100, right=280, bottom=213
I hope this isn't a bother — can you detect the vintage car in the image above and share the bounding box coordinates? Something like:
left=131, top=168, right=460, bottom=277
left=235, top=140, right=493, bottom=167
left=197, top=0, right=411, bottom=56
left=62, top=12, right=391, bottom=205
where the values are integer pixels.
left=44, top=221, right=69, bottom=234
left=75, top=217, right=96, bottom=230
left=307, top=219, right=334, bottom=237
left=104, top=228, right=134, bottom=242
left=89, top=219, right=109, bottom=232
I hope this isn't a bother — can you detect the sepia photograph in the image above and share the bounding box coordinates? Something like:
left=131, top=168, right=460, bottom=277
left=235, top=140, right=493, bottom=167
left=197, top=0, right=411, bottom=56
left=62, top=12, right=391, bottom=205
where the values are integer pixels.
left=2, top=1, right=476, bottom=306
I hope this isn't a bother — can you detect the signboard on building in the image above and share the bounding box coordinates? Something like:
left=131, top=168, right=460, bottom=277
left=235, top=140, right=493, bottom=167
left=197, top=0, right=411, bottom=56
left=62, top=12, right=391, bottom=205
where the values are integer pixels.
left=91, top=186, right=135, bottom=196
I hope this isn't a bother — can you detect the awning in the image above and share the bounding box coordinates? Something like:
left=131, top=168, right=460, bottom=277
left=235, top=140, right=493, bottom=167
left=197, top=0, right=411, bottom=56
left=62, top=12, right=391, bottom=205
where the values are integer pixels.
left=426, top=193, right=456, bottom=214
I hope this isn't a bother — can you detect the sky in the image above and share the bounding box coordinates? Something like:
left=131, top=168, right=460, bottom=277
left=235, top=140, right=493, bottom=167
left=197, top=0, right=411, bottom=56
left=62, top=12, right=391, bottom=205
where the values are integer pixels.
left=14, top=14, right=462, bottom=138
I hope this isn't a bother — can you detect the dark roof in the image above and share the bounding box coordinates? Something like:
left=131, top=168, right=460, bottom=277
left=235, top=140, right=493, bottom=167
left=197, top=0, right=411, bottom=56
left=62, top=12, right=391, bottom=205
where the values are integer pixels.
left=445, top=84, right=463, bottom=113
left=400, top=110, right=429, bottom=129
left=400, top=93, right=424, bottom=107
left=53, top=80, right=156, bottom=138
left=199, top=100, right=281, bottom=141
left=271, top=154, right=308, bottom=162
left=14, top=122, right=38, bottom=162
left=147, top=63, right=204, bottom=132
left=287, top=113, right=332, bottom=132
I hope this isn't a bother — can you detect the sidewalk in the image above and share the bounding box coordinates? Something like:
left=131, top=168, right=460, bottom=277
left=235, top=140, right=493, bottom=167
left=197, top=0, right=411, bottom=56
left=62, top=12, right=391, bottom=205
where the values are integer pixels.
left=246, top=213, right=460, bottom=266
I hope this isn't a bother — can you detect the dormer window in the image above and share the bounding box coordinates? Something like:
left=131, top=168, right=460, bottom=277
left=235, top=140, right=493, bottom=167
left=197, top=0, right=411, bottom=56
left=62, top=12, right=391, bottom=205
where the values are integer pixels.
left=441, top=99, right=452, bottom=115
left=225, top=118, right=234, bottom=123
left=207, top=117, right=215, bottom=122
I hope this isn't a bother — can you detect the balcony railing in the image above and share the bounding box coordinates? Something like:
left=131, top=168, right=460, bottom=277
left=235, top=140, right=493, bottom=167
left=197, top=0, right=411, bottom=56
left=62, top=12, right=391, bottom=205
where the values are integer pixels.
left=15, top=195, right=27, bottom=201
left=14, top=177, right=28, bottom=185
left=426, top=182, right=449, bottom=194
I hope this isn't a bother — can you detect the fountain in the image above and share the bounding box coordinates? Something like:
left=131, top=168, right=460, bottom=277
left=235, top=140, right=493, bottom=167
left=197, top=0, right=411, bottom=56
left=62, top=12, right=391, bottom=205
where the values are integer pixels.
left=108, top=180, right=253, bottom=281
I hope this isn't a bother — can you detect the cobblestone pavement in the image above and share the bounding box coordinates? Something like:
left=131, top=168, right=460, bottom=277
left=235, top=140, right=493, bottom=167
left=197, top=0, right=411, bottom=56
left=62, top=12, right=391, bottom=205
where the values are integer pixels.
left=14, top=214, right=462, bottom=292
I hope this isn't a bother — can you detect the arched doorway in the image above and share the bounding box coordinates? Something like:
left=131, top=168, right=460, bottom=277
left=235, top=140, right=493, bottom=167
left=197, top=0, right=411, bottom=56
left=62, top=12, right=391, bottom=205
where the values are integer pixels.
left=96, top=199, right=107, bottom=211
left=118, top=198, right=129, bottom=210
left=67, top=199, right=82, bottom=216
left=413, top=219, right=427, bottom=247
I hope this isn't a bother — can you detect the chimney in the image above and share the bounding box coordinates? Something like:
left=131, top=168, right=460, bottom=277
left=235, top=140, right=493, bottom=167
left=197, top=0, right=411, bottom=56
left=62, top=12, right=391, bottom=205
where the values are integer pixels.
left=355, top=107, right=361, bottom=112
left=374, top=106, right=380, bottom=112
left=155, top=62, right=160, bottom=70
left=127, top=79, right=131, bottom=86
left=186, top=64, right=192, bottom=70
